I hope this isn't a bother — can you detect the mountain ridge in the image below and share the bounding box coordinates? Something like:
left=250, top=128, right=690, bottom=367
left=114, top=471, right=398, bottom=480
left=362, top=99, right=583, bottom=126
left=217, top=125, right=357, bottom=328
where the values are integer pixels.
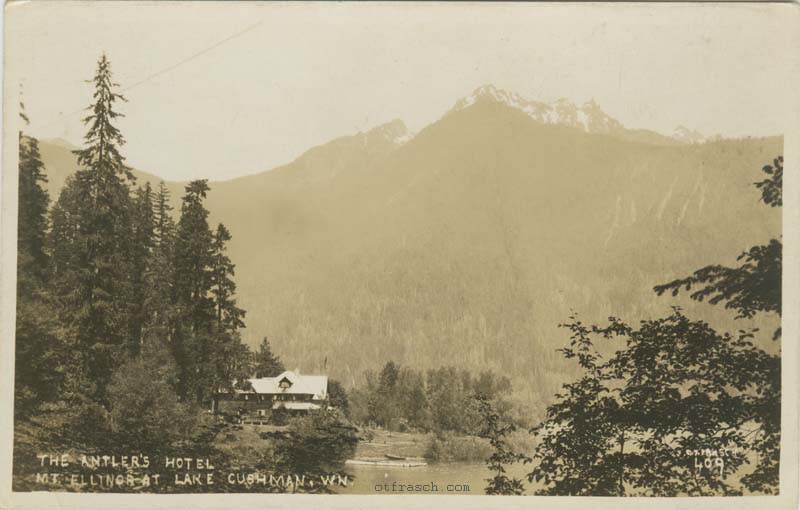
left=448, top=84, right=709, bottom=146
left=30, top=88, right=782, bottom=407
left=38, top=83, right=720, bottom=190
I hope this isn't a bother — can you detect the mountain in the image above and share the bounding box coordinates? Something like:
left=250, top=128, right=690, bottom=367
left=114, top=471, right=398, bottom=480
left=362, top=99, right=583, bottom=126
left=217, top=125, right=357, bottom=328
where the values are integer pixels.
left=450, top=85, right=685, bottom=146
left=32, top=88, right=782, bottom=411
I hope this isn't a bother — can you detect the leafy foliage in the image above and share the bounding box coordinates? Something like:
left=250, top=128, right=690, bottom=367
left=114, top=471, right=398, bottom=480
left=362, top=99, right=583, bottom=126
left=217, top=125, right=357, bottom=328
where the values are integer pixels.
left=352, top=361, right=518, bottom=434
left=531, top=155, right=783, bottom=495
left=478, top=396, right=531, bottom=495
left=327, top=379, right=350, bottom=417
left=529, top=310, right=773, bottom=496
left=273, top=409, right=358, bottom=493
left=756, top=156, right=782, bottom=207
left=654, top=154, right=783, bottom=493
left=654, top=156, right=782, bottom=338
left=107, top=346, right=196, bottom=449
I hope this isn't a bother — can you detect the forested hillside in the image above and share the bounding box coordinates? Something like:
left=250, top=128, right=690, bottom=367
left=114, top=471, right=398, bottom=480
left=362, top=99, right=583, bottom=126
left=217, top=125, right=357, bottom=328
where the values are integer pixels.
left=35, top=88, right=782, bottom=409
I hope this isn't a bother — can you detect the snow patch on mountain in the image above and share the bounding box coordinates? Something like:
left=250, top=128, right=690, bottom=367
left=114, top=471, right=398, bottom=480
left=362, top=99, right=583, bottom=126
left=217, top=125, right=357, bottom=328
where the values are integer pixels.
left=451, top=84, right=708, bottom=144
left=365, top=119, right=415, bottom=147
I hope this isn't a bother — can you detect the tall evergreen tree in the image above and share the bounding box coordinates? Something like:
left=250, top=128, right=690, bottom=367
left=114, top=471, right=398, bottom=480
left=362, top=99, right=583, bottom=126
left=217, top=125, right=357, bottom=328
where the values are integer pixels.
left=173, top=180, right=216, bottom=402
left=17, top=102, right=50, bottom=289
left=210, top=223, right=248, bottom=389
left=15, top=102, right=64, bottom=416
left=143, top=181, right=177, bottom=346
left=211, top=223, right=246, bottom=332
left=130, top=183, right=155, bottom=355
left=49, top=53, right=136, bottom=402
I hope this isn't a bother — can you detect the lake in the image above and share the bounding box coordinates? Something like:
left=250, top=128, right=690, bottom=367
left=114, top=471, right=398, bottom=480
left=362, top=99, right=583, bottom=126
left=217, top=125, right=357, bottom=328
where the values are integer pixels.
left=337, top=462, right=535, bottom=495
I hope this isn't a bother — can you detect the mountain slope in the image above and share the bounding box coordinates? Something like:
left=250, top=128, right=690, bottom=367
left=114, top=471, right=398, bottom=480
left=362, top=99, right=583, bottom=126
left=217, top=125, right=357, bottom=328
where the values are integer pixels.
left=33, top=91, right=782, bottom=409
left=201, top=97, right=780, bottom=405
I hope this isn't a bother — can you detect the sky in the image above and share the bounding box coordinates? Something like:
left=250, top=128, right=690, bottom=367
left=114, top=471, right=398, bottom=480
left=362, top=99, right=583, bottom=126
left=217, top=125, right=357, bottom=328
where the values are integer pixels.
left=4, top=1, right=797, bottom=181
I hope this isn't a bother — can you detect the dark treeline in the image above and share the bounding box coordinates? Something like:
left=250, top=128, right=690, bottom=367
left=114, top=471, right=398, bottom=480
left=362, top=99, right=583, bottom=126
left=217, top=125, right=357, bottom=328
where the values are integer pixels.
left=348, top=361, right=528, bottom=435
left=13, top=54, right=354, bottom=493
left=16, top=54, right=249, bottom=435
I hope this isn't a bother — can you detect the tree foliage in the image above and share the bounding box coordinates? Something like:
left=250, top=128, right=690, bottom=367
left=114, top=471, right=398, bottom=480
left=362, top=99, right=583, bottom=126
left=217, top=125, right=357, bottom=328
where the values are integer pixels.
left=531, top=156, right=783, bottom=495
left=654, top=156, right=782, bottom=338
left=14, top=101, right=78, bottom=419
left=478, top=396, right=531, bottom=495
left=352, top=361, right=517, bottom=434
left=49, top=53, right=137, bottom=402
left=253, top=336, right=285, bottom=378
left=273, top=409, right=358, bottom=493
left=655, top=154, right=782, bottom=492
left=15, top=55, right=253, bottom=468
left=529, top=310, right=773, bottom=496
left=327, top=379, right=350, bottom=417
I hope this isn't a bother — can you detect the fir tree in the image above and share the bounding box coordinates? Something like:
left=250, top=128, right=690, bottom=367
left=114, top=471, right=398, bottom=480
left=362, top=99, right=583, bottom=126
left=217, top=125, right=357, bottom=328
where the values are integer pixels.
left=17, top=101, right=50, bottom=289
left=173, top=180, right=216, bottom=402
left=143, top=181, right=177, bottom=346
left=210, top=223, right=247, bottom=390
left=14, top=102, right=64, bottom=416
left=211, top=223, right=246, bottom=332
left=49, top=53, right=137, bottom=402
left=73, top=53, right=134, bottom=182
left=129, top=183, right=155, bottom=355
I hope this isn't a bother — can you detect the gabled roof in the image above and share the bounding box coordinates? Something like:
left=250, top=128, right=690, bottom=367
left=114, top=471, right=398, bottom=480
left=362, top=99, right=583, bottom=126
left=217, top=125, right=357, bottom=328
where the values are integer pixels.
left=248, top=371, right=328, bottom=400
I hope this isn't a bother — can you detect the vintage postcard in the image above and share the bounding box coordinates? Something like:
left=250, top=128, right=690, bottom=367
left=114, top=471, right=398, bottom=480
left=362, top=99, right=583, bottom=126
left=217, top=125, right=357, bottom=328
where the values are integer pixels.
left=1, top=2, right=799, bottom=509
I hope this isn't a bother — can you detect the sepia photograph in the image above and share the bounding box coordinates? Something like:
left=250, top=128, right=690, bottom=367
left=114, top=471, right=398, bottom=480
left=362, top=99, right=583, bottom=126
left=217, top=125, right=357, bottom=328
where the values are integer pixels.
left=1, top=2, right=798, bottom=509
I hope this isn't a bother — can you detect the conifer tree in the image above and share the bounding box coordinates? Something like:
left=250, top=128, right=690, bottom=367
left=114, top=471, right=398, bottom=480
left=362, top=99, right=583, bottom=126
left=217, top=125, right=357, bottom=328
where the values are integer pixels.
left=210, top=223, right=248, bottom=389
left=143, top=181, right=177, bottom=346
left=15, top=102, right=64, bottom=415
left=17, top=101, right=50, bottom=289
left=49, top=53, right=136, bottom=402
left=130, top=182, right=155, bottom=354
left=211, top=223, right=245, bottom=332
left=173, top=180, right=216, bottom=402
